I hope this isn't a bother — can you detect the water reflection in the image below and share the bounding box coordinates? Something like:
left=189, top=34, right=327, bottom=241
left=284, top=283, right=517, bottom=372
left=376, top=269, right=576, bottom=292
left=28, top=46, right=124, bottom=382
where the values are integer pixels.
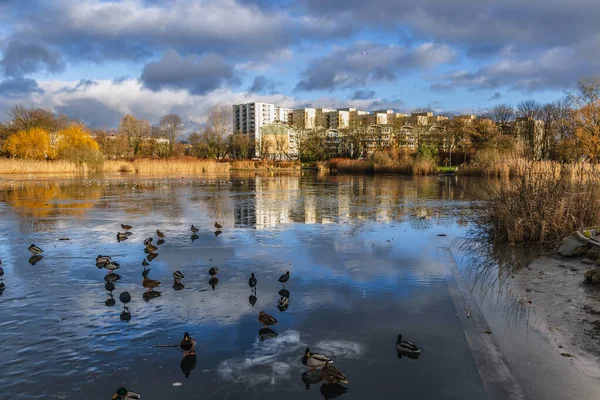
left=258, top=328, right=278, bottom=341
left=208, top=277, right=219, bottom=290
left=249, top=292, right=257, bottom=306
left=180, top=354, right=197, bottom=378
left=301, top=369, right=323, bottom=390
left=29, top=255, right=43, bottom=265
left=320, top=383, right=348, bottom=399
left=143, top=290, right=161, bottom=302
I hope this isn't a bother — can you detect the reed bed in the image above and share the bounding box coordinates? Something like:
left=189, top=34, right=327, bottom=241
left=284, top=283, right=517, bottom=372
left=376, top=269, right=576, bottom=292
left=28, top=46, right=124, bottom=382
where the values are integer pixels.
left=328, top=157, right=439, bottom=175
left=0, top=158, right=230, bottom=174
left=478, top=160, right=600, bottom=244
left=230, top=160, right=301, bottom=170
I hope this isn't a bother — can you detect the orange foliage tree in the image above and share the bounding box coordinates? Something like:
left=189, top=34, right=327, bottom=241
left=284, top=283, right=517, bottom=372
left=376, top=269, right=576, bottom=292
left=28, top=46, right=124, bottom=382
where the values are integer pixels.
left=2, top=127, right=54, bottom=159
left=56, top=124, right=102, bottom=166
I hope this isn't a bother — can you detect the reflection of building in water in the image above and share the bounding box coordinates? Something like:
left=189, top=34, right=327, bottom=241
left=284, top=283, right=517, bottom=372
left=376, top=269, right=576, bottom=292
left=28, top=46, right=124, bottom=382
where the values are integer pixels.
left=253, top=176, right=299, bottom=229
left=304, top=194, right=317, bottom=224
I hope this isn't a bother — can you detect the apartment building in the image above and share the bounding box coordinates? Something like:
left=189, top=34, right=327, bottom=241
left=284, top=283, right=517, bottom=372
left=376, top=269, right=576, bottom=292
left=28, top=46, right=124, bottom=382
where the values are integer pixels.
left=232, top=102, right=292, bottom=140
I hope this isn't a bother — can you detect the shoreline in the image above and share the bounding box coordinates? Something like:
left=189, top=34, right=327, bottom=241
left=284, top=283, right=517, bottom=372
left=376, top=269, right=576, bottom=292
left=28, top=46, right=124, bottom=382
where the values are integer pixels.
left=511, top=254, right=600, bottom=393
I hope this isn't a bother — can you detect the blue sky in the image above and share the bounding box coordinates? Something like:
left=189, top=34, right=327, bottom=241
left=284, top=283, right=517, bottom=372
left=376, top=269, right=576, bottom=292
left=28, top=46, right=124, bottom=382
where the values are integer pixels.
left=1, top=0, right=598, bottom=130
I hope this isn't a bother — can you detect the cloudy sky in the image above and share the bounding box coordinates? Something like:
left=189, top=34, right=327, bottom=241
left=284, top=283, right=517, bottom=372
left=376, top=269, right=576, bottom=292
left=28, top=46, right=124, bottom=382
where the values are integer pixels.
left=1, top=0, right=598, bottom=130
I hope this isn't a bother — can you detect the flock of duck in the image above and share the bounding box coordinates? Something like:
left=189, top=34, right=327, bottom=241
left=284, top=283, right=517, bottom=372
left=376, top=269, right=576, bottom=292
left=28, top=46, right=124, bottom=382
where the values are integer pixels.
left=0, top=222, right=421, bottom=400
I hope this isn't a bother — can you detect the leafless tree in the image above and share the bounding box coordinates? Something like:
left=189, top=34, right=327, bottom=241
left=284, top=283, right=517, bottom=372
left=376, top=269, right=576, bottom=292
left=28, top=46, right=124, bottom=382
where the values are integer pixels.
left=486, top=104, right=515, bottom=125
left=159, top=113, right=184, bottom=154
left=516, top=100, right=542, bottom=120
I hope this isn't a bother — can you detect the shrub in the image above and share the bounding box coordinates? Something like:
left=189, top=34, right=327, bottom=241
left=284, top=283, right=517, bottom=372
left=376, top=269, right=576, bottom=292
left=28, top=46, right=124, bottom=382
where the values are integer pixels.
left=3, top=127, right=54, bottom=160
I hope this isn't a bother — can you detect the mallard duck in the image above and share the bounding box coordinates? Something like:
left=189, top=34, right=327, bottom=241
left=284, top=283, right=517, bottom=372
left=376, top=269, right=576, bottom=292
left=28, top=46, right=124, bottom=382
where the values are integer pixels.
left=208, top=267, right=219, bottom=276
left=173, top=270, right=185, bottom=283
left=302, top=347, right=332, bottom=369
left=190, top=225, right=199, bottom=233
left=214, top=222, right=222, bottom=229
left=96, top=255, right=111, bottom=265
left=278, top=296, right=289, bottom=309
left=112, top=386, right=140, bottom=399
left=121, top=224, right=132, bottom=231
left=143, top=276, right=161, bottom=291
left=28, top=244, right=43, bottom=254
left=180, top=332, right=197, bottom=355
left=119, top=291, right=131, bottom=304
left=28, top=255, right=43, bottom=265
left=145, top=243, right=158, bottom=253
left=104, top=273, right=121, bottom=282
left=156, top=230, right=165, bottom=239
left=396, top=334, right=420, bottom=357
left=278, top=271, right=290, bottom=284
left=258, top=311, right=277, bottom=327
left=144, top=237, right=153, bottom=246
left=116, top=232, right=128, bottom=241
left=249, top=273, right=257, bottom=288
left=104, top=261, right=120, bottom=273
left=142, top=259, right=149, bottom=267
left=321, top=362, right=349, bottom=384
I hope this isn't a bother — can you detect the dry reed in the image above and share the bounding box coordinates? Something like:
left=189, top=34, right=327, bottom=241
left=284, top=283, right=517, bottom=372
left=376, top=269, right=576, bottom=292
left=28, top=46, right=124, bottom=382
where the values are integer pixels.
left=478, top=160, right=600, bottom=244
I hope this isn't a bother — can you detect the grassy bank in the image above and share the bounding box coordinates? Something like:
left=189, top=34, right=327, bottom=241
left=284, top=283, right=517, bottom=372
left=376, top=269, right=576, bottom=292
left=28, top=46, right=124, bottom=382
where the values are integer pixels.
left=0, top=158, right=230, bottom=174
left=478, top=161, right=600, bottom=244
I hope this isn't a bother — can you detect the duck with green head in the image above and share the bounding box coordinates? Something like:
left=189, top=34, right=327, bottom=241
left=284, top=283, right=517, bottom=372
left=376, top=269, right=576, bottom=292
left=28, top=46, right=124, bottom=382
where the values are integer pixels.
left=180, top=332, right=197, bottom=356
left=112, top=387, right=140, bottom=399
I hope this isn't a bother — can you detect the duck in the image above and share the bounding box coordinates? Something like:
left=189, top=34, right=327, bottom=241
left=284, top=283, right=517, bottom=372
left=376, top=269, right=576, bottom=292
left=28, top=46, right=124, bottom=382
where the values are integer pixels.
left=214, top=222, right=222, bottom=229
left=112, top=387, right=140, bottom=399
left=0, top=265, right=4, bottom=280
left=396, top=334, right=420, bottom=357
left=190, top=225, right=199, bottom=233
left=121, top=224, right=132, bottom=231
left=96, top=255, right=112, bottom=265
left=145, top=243, right=158, bottom=253
left=143, top=276, right=161, bottom=291
left=208, top=267, right=219, bottom=276
left=104, top=261, right=120, bottom=273
left=143, top=237, right=153, bottom=246
left=142, top=259, right=149, bottom=267
left=278, top=271, right=290, bottom=284
left=28, top=244, right=43, bottom=255
left=156, top=230, right=165, bottom=239
left=173, top=270, right=185, bottom=283
left=249, top=273, right=257, bottom=288
left=180, top=332, right=197, bottom=356
left=116, top=232, right=128, bottom=241
left=258, top=311, right=277, bottom=327
left=302, top=347, right=333, bottom=369
left=278, top=296, right=289, bottom=309
left=321, top=362, right=349, bottom=384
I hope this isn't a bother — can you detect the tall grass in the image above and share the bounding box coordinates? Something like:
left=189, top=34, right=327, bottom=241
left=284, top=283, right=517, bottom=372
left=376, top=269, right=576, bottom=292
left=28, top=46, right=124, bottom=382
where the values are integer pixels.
left=328, top=154, right=438, bottom=175
left=0, top=158, right=230, bottom=174
left=478, top=160, right=600, bottom=244
left=230, top=160, right=301, bottom=170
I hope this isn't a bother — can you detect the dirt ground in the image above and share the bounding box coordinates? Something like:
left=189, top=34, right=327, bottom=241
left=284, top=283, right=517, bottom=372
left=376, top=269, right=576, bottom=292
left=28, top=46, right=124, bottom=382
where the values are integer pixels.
left=512, top=254, right=600, bottom=381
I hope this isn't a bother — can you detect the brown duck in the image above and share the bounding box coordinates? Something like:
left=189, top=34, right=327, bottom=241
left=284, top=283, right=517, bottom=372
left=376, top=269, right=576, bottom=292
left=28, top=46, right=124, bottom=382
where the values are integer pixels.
left=258, top=311, right=278, bottom=327
left=143, top=276, right=161, bottom=291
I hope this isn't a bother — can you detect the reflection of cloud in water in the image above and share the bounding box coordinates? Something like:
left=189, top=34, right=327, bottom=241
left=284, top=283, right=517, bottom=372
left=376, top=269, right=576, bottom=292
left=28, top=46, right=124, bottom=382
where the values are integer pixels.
left=217, top=331, right=364, bottom=386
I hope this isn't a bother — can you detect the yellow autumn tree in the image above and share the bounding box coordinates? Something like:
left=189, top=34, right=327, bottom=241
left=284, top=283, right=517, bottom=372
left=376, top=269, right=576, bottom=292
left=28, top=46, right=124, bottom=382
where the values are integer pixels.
left=56, top=124, right=102, bottom=167
left=3, top=127, right=54, bottom=159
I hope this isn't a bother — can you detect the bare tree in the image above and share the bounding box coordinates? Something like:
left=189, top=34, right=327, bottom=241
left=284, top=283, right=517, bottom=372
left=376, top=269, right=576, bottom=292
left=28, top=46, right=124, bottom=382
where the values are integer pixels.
left=516, top=100, right=542, bottom=120
left=201, top=105, right=230, bottom=159
left=159, top=113, right=183, bottom=154
left=486, top=104, right=515, bottom=125
left=119, top=114, right=151, bottom=156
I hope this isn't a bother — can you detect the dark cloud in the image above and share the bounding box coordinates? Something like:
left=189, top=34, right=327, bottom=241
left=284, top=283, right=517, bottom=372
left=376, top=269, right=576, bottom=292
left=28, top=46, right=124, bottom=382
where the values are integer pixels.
left=298, top=0, right=600, bottom=56
left=0, top=77, right=43, bottom=98
left=141, top=49, right=236, bottom=95
left=59, top=79, right=98, bottom=94
left=1, top=40, right=65, bottom=78
left=247, top=75, right=278, bottom=94
left=55, top=98, right=123, bottom=129
left=488, top=92, right=502, bottom=101
left=351, top=89, right=376, bottom=100
left=295, top=41, right=455, bottom=92
left=5, top=0, right=347, bottom=63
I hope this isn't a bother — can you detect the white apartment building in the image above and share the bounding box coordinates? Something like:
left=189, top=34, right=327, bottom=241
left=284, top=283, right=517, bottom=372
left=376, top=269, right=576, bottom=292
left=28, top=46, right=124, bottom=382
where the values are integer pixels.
left=232, top=102, right=292, bottom=141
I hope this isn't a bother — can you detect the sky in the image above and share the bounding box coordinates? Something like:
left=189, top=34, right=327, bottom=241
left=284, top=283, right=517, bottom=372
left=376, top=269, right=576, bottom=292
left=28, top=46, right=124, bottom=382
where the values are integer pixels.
left=0, top=0, right=599, bottom=131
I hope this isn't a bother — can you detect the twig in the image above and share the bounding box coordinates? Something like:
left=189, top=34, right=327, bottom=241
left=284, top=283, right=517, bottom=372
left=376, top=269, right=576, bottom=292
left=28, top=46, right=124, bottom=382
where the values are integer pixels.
left=464, top=305, right=471, bottom=318
left=152, top=344, right=183, bottom=352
